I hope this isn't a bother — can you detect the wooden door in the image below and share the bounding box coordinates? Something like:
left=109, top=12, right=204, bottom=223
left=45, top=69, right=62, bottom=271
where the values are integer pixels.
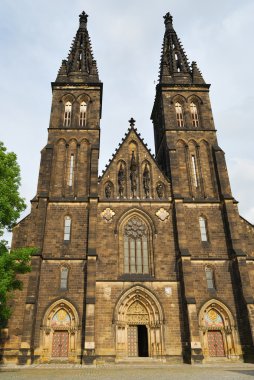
left=52, top=331, right=69, bottom=357
left=128, top=325, right=138, bottom=356
left=207, top=330, right=225, bottom=357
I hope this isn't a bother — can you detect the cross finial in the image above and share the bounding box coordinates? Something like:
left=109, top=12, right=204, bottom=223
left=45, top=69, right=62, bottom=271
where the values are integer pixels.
left=79, top=11, right=88, bottom=28
left=128, top=117, right=136, bottom=128
left=163, top=12, right=173, bottom=29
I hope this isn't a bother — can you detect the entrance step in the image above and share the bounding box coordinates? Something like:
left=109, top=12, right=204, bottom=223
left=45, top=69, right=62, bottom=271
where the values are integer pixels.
left=115, top=357, right=167, bottom=365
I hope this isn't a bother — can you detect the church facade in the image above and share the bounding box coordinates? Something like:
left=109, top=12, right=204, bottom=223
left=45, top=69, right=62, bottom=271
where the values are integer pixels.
left=1, top=12, right=254, bottom=365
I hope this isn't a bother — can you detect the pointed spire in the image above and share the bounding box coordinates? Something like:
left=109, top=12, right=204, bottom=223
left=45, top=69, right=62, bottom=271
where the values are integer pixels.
left=56, top=12, right=100, bottom=83
left=159, top=12, right=193, bottom=84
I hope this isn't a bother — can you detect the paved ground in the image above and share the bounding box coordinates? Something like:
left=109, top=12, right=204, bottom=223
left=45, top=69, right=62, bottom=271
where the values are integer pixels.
left=1, top=364, right=254, bottom=380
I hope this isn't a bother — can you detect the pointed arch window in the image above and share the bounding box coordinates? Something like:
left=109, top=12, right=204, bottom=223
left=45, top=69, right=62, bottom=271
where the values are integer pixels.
left=79, top=101, right=87, bottom=126
left=123, top=217, right=149, bottom=274
left=205, top=267, right=215, bottom=290
left=175, top=102, right=184, bottom=127
left=63, top=101, right=72, bottom=127
left=68, top=154, right=74, bottom=187
left=199, top=216, right=208, bottom=242
left=64, top=216, right=71, bottom=241
left=190, top=102, right=199, bottom=127
left=60, top=267, right=69, bottom=290
left=191, top=155, right=198, bottom=187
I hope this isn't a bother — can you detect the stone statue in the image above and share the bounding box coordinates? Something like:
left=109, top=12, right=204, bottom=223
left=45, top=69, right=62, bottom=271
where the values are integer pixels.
left=118, top=163, right=125, bottom=198
left=156, top=182, right=164, bottom=199
left=130, top=151, right=138, bottom=197
left=105, top=182, right=112, bottom=199
left=143, top=163, right=150, bottom=198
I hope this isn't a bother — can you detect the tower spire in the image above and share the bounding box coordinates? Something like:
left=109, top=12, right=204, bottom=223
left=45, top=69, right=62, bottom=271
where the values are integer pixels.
left=159, top=12, right=205, bottom=84
left=56, top=11, right=100, bottom=83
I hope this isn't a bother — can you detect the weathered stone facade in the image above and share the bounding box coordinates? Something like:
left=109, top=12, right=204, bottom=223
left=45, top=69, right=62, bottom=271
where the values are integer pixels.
left=1, top=11, right=254, bottom=365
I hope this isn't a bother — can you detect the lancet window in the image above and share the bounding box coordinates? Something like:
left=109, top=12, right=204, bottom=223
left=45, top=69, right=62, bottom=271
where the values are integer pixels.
left=68, top=154, right=74, bottom=186
left=205, top=267, right=215, bottom=290
left=79, top=101, right=87, bottom=126
left=123, top=217, right=149, bottom=274
left=64, top=216, right=71, bottom=241
left=175, top=102, right=184, bottom=127
left=60, top=267, right=69, bottom=290
left=63, top=101, right=72, bottom=127
left=190, top=102, right=199, bottom=127
left=191, top=155, right=198, bottom=187
left=199, top=216, right=208, bottom=242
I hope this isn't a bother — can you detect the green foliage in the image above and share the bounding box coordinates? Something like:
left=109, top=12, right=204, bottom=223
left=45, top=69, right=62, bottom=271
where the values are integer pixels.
left=0, top=141, right=35, bottom=328
left=0, top=247, right=37, bottom=328
left=0, top=141, right=26, bottom=236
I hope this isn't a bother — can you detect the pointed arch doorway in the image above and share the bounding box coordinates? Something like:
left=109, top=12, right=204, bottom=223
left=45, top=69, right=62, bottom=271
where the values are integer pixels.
left=40, top=299, right=80, bottom=362
left=199, top=300, right=242, bottom=361
left=114, top=286, right=164, bottom=359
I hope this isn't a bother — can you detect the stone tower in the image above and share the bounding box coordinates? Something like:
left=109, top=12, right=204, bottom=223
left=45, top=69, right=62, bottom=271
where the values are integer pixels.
left=1, top=12, right=254, bottom=365
left=151, top=12, right=254, bottom=362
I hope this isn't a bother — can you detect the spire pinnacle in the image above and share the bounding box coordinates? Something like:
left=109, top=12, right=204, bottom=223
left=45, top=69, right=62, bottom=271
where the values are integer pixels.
left=159, top=12, right=192, bottom=84
left=55, top=12, right=99, bottom=84
left=163, top=12, right=173, bottom=30
left=79, top=11, right=88, bottom=29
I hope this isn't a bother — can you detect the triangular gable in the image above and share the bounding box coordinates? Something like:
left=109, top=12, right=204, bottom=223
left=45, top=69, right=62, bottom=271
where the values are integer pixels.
left=98, top=127, right=170, bottom=201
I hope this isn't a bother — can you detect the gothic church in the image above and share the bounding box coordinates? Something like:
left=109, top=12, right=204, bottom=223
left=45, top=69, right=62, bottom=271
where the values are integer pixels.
left=1, top=12, right=254, bottom=365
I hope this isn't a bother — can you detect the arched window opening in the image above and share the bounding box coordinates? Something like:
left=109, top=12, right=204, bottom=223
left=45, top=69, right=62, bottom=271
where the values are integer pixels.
left=60, top=267, right=69, bottom=290
left=175, top=102, right=184, bottom=127
left=205, top=267, right=215, bottom=290
left=123, top=217, right=149, bottom=274
left=79, top=101, right=87, bottom=126
left=190, top=102, right=199, bottom=127
left=191, top=155, right=198, bottom=187
left=64, top=216, right=71, bottom=241
left=63, top=101, right=72, bottom=127
left=199, top=216, right=208, bottom=242
left=68, top=154, right=74, bottom=187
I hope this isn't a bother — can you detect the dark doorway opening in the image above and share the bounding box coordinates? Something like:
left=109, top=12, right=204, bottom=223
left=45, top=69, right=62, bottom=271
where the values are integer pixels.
left=138, top=325, right=148, bottom=357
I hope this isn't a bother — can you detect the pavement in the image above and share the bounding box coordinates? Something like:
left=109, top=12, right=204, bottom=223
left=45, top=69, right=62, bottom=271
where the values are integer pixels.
left=1, top=364, right=254, bottom=380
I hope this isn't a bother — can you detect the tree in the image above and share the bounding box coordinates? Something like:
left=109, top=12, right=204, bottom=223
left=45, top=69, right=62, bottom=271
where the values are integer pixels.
left=0, top=141, right=26, bottom=234
left=0, top=141, right=35, bottom=328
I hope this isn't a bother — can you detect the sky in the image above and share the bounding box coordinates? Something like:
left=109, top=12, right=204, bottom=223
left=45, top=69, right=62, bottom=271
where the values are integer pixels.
left=1, top=0, right=254, bottom=244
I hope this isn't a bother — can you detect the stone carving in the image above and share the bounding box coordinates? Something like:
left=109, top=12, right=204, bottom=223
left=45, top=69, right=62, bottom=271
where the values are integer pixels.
left=156, top=208, right=169, bottom=221
left=124, top=218, right=147, bottom=239
left=105, top=182, right=112, bottom=199
left=126, top=301, right=149, bottom=324
left=130, top=151, right=138, bottom=197
left=101, top=208, right=115, bottom=222
left=164, top=287, right=172, bottom=296
left=118, top=163, right=125, bottom=198
left=143, top=163, right=150, bottom=198
left=156, top=182, right=164, bottom=198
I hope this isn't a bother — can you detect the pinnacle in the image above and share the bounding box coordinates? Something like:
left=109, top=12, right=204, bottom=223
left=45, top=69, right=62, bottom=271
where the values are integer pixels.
left=55, top=12, right=100, bottom=83
left=79, top=11, right=88, bottom=29
left=163, top=12, right=173, bottom=30
left=159, top=12, right=192, bottom=84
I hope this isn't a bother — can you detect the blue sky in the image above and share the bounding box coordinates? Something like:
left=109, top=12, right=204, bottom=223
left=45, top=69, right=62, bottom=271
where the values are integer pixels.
left=1, top=0, right=254, bottom=243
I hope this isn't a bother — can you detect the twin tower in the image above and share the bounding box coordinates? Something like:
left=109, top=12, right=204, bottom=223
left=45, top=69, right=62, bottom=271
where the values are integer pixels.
left=2, top=12, right=254, bottom=365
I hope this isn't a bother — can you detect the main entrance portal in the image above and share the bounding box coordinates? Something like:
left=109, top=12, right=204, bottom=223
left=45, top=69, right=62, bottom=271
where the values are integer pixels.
left=114, top=286, right=164, bottom=358
left=127, top=325, right=148, bottom=357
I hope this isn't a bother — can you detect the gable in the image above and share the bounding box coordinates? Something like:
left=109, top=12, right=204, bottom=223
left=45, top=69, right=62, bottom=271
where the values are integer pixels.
left=98, top=128, right=171, bottom=200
